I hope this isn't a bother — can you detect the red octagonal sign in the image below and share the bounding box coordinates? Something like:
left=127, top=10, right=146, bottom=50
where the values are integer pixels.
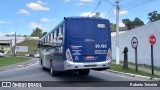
left=149, top=35, right=156, bottom=45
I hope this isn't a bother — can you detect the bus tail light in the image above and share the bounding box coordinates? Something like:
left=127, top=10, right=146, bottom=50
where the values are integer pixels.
left=66, top=49, right=73, bottom=61
left=106, top=48, right=111, bottom=61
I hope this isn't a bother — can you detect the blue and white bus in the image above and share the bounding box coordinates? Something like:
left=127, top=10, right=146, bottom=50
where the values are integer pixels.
left=38, top=17, right=111, bottom=76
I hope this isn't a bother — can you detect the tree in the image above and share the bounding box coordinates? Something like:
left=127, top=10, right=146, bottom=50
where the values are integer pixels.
left=95, top=12, right=100, bottom=18
left=148, top=11, right=160, bottom=23
left=42, top=32, right=47, bottom=37
left=122, top=18, right=144, bottom=30
left=122, top=19, right=132, bottom=30
left=132, top=17, right=144, bottom=28
left=110, top=23, right=116, bottom=28
left=92, top=12, right=101, bottom=18
left=31, top=27, right=42, bottom=37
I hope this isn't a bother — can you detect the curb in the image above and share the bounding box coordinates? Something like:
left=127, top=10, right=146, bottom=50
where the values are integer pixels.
left=107, top=69, right=160, bottom=81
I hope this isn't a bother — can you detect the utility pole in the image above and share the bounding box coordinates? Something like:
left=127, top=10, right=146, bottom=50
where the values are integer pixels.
left=14, top=31, right=16, bottom=56
left=14, top=24, right=17, bottom=57
left=116, top=0, right=120, bottom=64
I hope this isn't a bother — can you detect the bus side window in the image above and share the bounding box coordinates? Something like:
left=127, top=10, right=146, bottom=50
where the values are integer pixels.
left=57, top=26, right=64, bottom=46
left=56, top=29, right=59, bottom=39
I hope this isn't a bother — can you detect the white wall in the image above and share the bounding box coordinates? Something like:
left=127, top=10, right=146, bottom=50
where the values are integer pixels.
left=112, top=20, right=160, bottom=67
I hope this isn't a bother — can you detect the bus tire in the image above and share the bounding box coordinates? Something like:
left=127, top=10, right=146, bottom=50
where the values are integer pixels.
left=50, top=61, right=60, bottom=77
left=41, top=60, right=46, bottom=70
left=78, top=69, right=90, bottom=75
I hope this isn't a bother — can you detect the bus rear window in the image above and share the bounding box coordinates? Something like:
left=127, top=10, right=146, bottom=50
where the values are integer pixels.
left=69, top=19, right=109, bottom=41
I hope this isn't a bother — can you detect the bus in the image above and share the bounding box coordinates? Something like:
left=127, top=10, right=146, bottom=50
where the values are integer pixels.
left=38, top=17, right=111, bottom=76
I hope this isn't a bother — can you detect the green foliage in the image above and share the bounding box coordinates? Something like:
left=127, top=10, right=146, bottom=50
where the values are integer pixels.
left=31, top=27, right=42, bottom=37
left=16, top=40, right=39, bottom=53
left=95, top=12, right=101, bottom=18
left=148, top=11, right=160, bottom=23
left=110, top=23, right=116, bottom=28
left=12, top=40, right=39, bottom=56
left=92, top=12, right=101, bottom=18
left=122, top=17, right=144, bottom=30
left=111, top=64, right=160, bottom=78
left=122, top=19, right=132, bottom=30
left=132, top=17, right=144, bottom=28
left=42, top=32, right=47, bottom=37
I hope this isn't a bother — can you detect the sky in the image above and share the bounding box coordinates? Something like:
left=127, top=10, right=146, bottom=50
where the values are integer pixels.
left=0, top=0, right=160, bottom=36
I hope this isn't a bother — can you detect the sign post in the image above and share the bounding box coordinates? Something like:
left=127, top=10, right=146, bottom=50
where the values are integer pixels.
left=131, top=37, right=138, bottom=72
left=149, top=35, right=156, bottom=75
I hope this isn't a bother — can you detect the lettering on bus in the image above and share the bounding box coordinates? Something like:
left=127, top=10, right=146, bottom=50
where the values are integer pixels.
left=95, top=44, right=107, bottom=49
left=85, top=39, right=95, bottom=42
left=95, top=50, right=107, bottom=54
left=71, top=45, right=82, bottom=49
left=72, top=50, right=82, bottom=55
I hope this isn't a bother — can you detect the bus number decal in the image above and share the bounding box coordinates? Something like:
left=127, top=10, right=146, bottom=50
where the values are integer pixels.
left=95, top=44, right=107, bottom=48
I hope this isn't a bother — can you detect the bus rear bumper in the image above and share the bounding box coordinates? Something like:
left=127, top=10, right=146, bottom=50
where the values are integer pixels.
left=64, top=60, right=111, bottom=70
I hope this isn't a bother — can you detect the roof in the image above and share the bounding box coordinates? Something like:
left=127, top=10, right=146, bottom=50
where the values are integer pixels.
left=0, top=40, right=11, bottom=45
left=64, top=17, right=108, bottom=20
left=40, top=17, right=109, bottom=41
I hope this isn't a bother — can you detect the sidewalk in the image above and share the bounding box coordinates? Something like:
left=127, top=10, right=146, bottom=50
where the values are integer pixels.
left=0, top=57, right=39, bottom=72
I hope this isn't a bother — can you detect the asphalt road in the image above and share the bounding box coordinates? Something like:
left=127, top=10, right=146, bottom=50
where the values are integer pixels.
left=0, top=59, right=159, bottom=90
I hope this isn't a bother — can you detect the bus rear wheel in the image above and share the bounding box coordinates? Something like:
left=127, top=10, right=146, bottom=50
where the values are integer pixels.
left=50, top=62, right=60, bottom=77
left=78, top=69, right=90, bottom=75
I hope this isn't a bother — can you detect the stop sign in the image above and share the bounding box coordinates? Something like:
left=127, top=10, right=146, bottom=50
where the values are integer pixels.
left=149, top=35, right=156, bottom=45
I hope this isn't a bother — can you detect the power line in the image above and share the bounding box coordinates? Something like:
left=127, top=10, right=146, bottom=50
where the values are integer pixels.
left=105, top=3, right=116, bottom=18
left=91, top=0, right=103, bottom=16
left=127, top=10, right=160, bottom=11
left=104, top=0, right=115, bottom=6
left=109, top=14, right=116, bottom=21
left=121, top=0, right=153, bottom=10
left=91, top=0, right=115, bottom=18
left=125, top=0, right=153, bottom=10
left=121, top=0, right=143, bottom=7
left=121, top=0, right=152, bottom=7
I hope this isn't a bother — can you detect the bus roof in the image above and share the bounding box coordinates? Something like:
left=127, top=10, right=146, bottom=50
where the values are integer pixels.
left=40, top=17, right=109, bottom=41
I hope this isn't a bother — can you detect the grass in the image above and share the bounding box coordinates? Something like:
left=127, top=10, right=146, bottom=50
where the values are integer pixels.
left=112, top=60, right=160, bottom=72
left=12, top=40, right=39, bottom=56
left=110, top=63, right=160, bottom=78
left=127, top=62, right=160, bottom=72
left=0, top=56, right=29, bottom=67
left=17, top=40, right=39, bottom=53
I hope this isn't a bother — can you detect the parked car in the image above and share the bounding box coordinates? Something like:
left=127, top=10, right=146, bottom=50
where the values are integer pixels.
left=25, top=52, right=39, bottom=58
left=0, top=52, right=4, bottom=57
left=34, top=52, right=39, bottom=58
